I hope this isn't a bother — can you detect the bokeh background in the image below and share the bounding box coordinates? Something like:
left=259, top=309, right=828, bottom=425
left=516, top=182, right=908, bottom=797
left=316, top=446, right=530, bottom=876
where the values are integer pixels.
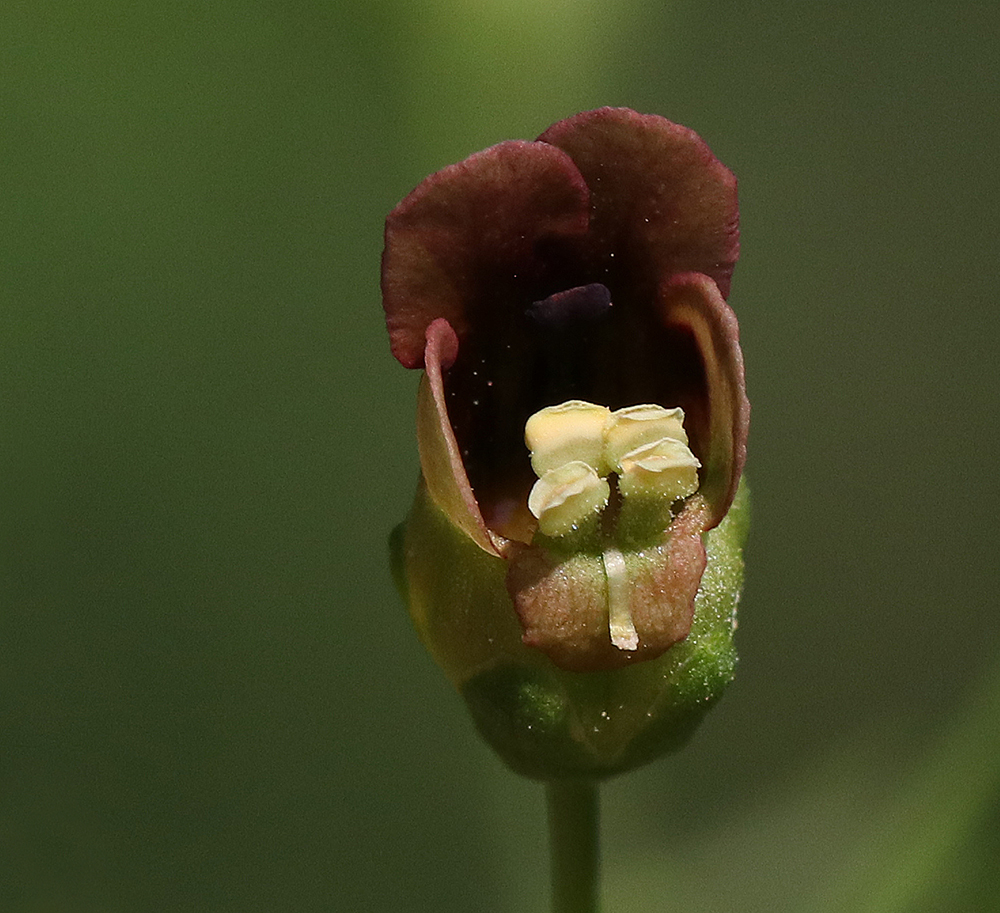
left=3, top=1, right=998, bottom=911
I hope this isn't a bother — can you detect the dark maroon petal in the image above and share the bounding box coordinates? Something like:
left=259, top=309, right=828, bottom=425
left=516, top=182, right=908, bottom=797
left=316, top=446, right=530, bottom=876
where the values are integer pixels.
left=382, top=140, right=591, bottom=369
left=538, top=107, right=739, bottom=299
left=657, top=274, right=749, bottom=527
left=415, top=319, right=502, bottom=556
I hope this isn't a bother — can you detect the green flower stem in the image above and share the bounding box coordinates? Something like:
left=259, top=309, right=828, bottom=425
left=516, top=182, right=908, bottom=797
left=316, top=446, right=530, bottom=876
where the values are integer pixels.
left=546, top=780, right=600, bottom=913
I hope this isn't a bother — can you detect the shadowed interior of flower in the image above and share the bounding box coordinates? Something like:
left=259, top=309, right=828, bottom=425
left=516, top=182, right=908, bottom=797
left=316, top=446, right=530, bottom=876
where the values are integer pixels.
left=384, top=107, right=748, bottom=672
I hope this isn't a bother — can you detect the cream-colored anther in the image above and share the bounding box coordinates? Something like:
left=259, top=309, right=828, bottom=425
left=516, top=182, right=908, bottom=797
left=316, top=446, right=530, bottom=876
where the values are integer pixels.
left=617, top=437, right=700, bottom=501
left=528, top=461, right=610, bottom=537
left=603, top=404, right=688, bottom=471
left=525, top=400, right=611, bottom=477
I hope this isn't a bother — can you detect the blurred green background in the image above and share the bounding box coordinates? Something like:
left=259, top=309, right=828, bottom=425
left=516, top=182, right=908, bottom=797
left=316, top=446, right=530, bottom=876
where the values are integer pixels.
left=3, top=1, right=998, bottom=911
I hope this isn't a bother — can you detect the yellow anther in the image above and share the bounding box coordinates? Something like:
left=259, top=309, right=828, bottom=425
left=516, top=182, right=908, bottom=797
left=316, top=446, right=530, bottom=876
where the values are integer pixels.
left=618, top=437, right=700, bottom=502
left=603, top=404, right=688, bottom=472
left=525, top=400, right=611, bottom=477
left=525, top=400, right=699, bottom=538
left=528, top=461, right=610, bottom=538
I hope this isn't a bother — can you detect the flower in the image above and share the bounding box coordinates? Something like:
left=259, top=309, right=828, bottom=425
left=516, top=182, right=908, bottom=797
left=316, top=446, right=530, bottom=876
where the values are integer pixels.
left=384, top=108, right=749, bottom=778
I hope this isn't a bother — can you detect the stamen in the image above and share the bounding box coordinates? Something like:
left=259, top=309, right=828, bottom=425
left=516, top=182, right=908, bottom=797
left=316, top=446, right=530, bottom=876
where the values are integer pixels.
left=604, top=547, right=638, bottom=651
left=525, top=400, right=610, bottom=476
left=524, top=399, right=701, bottom=538
left=618, top=437, right=701, bottom=501
left=603, top=404, right=688, bottom=471
left=528, top=461, right=610, bottom=537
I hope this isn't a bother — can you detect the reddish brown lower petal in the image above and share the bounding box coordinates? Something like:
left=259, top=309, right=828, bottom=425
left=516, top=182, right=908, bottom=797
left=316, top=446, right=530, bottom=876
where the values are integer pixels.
left=626, top=496, right=709, bottom=647
left=506, top=498, right=710, bottom=672
left=506, top=545, right=611, bottom=671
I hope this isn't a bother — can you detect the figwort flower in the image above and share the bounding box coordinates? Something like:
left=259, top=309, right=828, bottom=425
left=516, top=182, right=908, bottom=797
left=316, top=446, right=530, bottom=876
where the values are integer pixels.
left=384, top=108, right=749, bottom=779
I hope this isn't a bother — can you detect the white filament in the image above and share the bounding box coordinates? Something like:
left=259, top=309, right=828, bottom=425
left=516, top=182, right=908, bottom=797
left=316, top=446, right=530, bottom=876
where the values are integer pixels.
left=604, top=547, right=638, bottom=651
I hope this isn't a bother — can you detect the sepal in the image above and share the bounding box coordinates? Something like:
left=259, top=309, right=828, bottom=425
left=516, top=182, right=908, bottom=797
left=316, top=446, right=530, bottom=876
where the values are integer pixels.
left=391, top=478, right=749, bottom=780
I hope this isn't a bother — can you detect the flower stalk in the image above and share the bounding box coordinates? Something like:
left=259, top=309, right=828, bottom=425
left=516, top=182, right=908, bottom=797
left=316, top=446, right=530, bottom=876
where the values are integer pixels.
left=547, top=780, right=600, bottom=913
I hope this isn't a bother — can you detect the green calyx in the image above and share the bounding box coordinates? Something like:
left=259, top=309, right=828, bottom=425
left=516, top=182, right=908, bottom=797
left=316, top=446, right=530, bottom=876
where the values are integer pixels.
left=391, top=477, right=749, bottom=781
